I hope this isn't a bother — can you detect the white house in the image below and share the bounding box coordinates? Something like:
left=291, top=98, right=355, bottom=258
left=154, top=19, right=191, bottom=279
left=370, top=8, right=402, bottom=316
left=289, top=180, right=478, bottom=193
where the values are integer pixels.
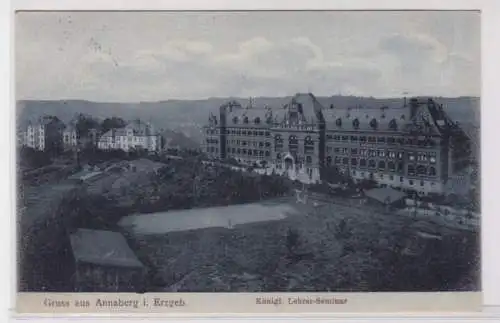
left=63, top=124, right=78, bottom=148
left=23, top=117, right=65, bottom=151
left=98, top=121, right=159, bottom=152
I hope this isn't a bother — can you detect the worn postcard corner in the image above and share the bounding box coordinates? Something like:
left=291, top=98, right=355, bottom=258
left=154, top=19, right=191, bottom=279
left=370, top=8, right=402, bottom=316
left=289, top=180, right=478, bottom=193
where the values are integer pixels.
left=14, top=9, right=481, bottom=315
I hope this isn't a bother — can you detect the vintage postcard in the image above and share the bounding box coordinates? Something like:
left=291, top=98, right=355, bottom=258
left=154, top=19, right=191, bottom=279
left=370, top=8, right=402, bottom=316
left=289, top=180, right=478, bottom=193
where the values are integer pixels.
left=14, top=10, right=481, bottom=315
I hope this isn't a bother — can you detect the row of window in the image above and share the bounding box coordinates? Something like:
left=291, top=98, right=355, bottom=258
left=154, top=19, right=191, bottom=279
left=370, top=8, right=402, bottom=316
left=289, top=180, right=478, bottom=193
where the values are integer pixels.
left=206, top=138, right=219, bottom=144
left=227, top=148, right=271, bottom=157
left=326, top=134, right=437, bottom=147
left=226, top=140, right=271, bottom=148
left=353, top=171, right=434, bottom=187
left=326, top=147, right=437, bottom=163
left=225, top=129, right=271, bottom=137
left=327, top=156, right=438, bottom=176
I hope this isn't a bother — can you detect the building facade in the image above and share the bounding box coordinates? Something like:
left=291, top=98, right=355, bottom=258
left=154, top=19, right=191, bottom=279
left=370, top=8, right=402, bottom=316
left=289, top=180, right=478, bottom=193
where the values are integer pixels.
left=23, top=116, right=65, bottom=152
left=97, top=121, right=159, bottom=152
left=203, top=93, right=472, bottom=195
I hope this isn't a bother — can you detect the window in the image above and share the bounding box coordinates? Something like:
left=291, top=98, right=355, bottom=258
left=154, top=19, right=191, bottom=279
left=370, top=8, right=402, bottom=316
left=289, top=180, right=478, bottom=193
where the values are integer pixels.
left=388, top=161, right=396, bottom=172
left=335, top=156, right=341, bottom=164
left=420, top=180, right=424, bottom=187
left=326, top=156, right=332, bottom=166
left=429, top=166, right=437, bottom=176
left=378, top=160, right=386, bottom=170
left=409, top=180, right=414, bottom=186
left=276, top=153, right=281, bottom=160
left=360, top=159, right=367, bottom=168
left=334, top=147, right=340, bottom=153
left=304, top=136, right=314, bottom=152
left=306, top=156, right=312, bottom=164
left=351, top=136, right=358, bottom=142
left=400, top=176, right=404, bottom=182
left=351, top=158, right=358, bottom=166
left=378, top=150, right=385, bottom=157
left=265, top=151, right=270, bottom=157
left=417, top=165, right=427, bottom=176
left=390, top=175, right=394, bottom=181
left=352, top=170, right=356, bottom=176
left=351, top=148, right=358, bottom=155
left=368, top=136, right=376, bottom=143
left=408, top=153, right=415, bottom=161
left=243, top=117, right=249, bottom=124
left=254, top=117, right=261, bottom=124
left=342, top=157, right=349, bottom=165
left=259, top=142, right=264, bottom=147
left=368, top=159, right=376, bottom=169
left=341, top=135, right=349, bottom=141
left=408, top=165, right=416, bottom=176
left=377, top=137, right=386, bottom=143
left=265, top=131, right=270, bottom=137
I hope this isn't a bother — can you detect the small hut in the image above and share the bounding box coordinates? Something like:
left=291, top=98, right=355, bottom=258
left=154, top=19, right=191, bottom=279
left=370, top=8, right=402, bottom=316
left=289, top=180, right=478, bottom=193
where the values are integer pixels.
left=69, top=228, right=146, bottom=292
left=364, top=187, right=406, bottom=210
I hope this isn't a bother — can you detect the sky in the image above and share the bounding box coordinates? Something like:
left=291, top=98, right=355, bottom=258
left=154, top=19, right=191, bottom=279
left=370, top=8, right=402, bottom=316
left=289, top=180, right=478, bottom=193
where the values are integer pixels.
left=15, top=11, right=480, bottom=102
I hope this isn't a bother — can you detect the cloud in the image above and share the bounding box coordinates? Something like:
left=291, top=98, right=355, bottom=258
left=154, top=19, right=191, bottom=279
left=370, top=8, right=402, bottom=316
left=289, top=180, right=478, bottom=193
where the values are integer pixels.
left=15, top=12, right=480, bottom=100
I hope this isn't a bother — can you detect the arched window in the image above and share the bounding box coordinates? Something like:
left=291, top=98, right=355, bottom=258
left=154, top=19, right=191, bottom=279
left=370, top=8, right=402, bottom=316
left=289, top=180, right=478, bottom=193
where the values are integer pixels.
left=351, top=158, right=358, bottom=166
left=378, top=160, right=386, bottom=170
left=370, top=118, right=378, bottom=129
left=417, top=165, right=427, bottom=175
left=326, top=156, right=332, bottom=166
left=289, top=135, right=298, bottom=150
left=232, top=116, right=238, bottom=124
left=359, top=159, right=367, bottom=168
left=352, top=118, right=360, bottom=129
left=306, top=156, right=312, bottom=164
left=274, top=134, right=283, bottom=148
left=368, top=159, right=376, bottom=169
left=304, top=136, right=314, bottom=152
left=429, top=166, right=437, bottom=176
left=243, top=116, right=249, bottom=124
left=254, top=117, right=261, bottom=124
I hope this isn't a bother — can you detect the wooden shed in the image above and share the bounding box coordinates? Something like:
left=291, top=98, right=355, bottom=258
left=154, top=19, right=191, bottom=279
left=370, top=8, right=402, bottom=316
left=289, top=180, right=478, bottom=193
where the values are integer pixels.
left=69, top=228, right=146, bottom=292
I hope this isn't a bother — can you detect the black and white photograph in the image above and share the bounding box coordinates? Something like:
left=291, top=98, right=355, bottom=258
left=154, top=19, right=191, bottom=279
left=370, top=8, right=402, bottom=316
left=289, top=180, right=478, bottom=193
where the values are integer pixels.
left=15, top=10, right=480, bottom=299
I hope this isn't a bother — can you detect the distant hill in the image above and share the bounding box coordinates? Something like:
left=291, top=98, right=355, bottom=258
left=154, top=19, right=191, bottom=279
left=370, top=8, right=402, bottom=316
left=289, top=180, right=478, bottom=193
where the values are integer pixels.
left=16, top=95, right=480, bottom=145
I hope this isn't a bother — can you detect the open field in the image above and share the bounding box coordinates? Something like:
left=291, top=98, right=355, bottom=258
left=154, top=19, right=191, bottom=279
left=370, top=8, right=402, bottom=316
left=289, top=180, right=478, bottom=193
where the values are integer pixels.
left=125, top=195, right=479, bottom=292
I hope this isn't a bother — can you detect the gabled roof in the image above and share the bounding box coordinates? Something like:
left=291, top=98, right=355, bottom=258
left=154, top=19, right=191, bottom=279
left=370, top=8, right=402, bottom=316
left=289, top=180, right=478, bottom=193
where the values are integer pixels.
left=69, top=228, right=144, bottom=268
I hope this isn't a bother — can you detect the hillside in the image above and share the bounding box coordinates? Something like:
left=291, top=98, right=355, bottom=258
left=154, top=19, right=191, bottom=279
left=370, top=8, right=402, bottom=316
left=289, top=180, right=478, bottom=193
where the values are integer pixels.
left=16, top=95, right=480, bottom=145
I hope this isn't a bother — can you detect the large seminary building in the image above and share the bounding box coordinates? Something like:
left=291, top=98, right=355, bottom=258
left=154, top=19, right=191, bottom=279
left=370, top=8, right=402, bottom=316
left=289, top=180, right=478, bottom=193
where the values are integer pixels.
left=203, top=93, right=471, bottom=195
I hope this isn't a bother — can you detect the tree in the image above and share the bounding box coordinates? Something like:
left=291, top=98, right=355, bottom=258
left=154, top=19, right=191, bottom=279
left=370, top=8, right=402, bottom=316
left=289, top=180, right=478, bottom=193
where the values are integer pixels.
left=101, top=117, right=127, bottom=134
left=75, top=113, right=100, bottom=138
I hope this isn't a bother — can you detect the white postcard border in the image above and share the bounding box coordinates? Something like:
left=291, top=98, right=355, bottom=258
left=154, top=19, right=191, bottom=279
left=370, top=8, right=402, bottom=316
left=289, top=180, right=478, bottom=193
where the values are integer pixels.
left=3, top=0, right=500, bottom=321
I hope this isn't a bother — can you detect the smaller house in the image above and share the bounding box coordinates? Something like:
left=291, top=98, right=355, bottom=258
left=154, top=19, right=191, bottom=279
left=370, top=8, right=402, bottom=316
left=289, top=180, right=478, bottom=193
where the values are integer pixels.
left=364, top=187, right=406, bottom=209
left=70, top=228, right=146, bottom=292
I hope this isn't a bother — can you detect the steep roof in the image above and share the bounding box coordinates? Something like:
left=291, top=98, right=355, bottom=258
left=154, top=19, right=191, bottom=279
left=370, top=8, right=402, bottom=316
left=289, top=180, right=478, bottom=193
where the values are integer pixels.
left=70, top=228, right=144, bottom=268
left=323, top=105, right=411, bottom=132
left=323, top=98, right=444, bottom=135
